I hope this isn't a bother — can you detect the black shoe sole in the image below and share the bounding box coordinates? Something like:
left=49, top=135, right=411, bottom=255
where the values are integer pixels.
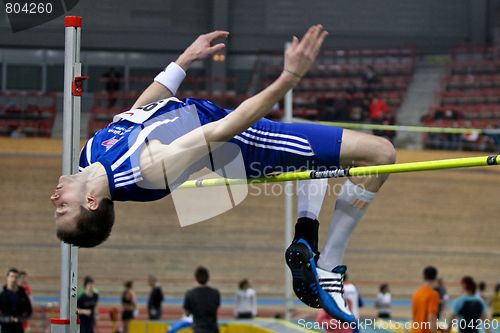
left=285, top=242, right=321, bottom=308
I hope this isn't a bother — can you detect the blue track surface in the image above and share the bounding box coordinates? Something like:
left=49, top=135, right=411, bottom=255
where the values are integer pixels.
left=32, top=296, right=411, bottom=307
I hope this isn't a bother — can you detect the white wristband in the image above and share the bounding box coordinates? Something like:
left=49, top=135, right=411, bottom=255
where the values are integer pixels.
left=154, top=62, right=186, bottom=95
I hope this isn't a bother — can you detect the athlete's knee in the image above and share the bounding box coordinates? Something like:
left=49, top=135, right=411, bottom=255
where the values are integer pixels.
left=373, top=138, right=396, bottom=165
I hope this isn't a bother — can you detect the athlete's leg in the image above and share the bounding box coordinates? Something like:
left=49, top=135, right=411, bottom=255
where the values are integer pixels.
left=301, top=129, right=394, bottom=322
left=338, top=129, right=396, bottom=191
left=286, top=179, right=328, bottom=310
left=317, top=129, right=396, bottom=270
left=297, top=179, right=328, bottom=220
left=287, top=128, right=395, bottom=322
left=293, top=179, right=328, bottom=257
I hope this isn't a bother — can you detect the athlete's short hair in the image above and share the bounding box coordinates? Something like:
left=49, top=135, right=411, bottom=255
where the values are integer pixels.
left=57, top=198, right=115, bottom=248
left=195, top=266, right=209, bottom=285
left=423, top=266, right=438, bottom=281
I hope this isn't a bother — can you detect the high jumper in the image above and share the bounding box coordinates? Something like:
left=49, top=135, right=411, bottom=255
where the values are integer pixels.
left=51, top=25, right=395, bottom=322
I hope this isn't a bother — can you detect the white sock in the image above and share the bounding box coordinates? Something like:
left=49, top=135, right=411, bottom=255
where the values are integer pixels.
left=296, top=179, right=328, bottom=220
left=317, top=179, right=375, bottom=271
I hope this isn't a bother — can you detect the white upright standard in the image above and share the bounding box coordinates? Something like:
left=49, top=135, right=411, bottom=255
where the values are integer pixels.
left=51, top=15, right=84, bottom=333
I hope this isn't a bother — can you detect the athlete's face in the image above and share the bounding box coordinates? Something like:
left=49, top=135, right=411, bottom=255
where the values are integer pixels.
left=51, top=175, right=85, bottom=232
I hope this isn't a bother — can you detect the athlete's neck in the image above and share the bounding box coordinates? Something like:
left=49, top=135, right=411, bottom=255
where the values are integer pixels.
left=79, top=162, right=111, bottom=200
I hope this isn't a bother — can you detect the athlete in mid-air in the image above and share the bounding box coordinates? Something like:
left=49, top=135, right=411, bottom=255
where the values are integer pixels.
left=51, top=25, right=395, bottom=322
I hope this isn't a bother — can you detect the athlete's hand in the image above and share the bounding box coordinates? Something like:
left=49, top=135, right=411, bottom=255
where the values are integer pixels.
left=283, top=24, right=328, bottom=84
left=176, top=31, right=229, bottom=71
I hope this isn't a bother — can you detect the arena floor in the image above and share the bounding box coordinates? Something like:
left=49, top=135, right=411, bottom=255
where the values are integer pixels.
left=0, top=138, right=499, bottom=318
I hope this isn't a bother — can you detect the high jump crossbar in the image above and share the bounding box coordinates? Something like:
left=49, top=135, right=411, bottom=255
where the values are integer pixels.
left=51, top=16, right=86, bottom=333
left=317, top=120, right=500, bottom=135
left=178, top=155, right=499, bottom=188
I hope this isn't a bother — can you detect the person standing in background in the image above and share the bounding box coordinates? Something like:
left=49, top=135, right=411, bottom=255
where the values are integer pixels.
left=77, top=276, right=99, bottom=333
left=434, top=278, right=449, bottom=319
left=411, top=266, right=440, bottom=333
left=476, top=281, right=488, bottom=302
left=17, top=271, right=32, bottom=333
left=343, top=274, right=361, bottom=333
left=446, top=277, right=490, bottom=333
left=0, top=268, right=32, bottom=333
left=234, top=279, right=257, bottom=319
left=147, top=275, right=164, bottom=320
left=343, top=274, right=361, bottom=321
left=491, top=283, right=500, bottom=319
left=183, top=266, right=220, bottom=333
left=121, top=281, right=136, bottom=333
left=316, top=308, right=352, bottom=333
left=375, top=283, right=391, bottom=319
left=101, top=67, right=123, bottom=108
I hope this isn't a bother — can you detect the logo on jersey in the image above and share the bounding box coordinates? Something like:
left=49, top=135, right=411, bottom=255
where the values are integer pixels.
left=101, top=136, right=122, bottom=151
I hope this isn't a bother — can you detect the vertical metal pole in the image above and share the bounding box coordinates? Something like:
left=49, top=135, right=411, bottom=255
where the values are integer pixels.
left=41, top=50, right=47, bottom=93
left=52, top=16, right=82, bottom=333
left=283, top=41, right=294, bottom=321
left=1, top=50, right=7, bottom=91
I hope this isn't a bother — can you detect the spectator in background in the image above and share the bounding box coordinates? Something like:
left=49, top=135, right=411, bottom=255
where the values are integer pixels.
left=121, top=281, right=137, bottom=333
left=0, top=268, right=32, bottom=333
left=369, top=95, right=391, bottom=137
left=316, top=308, right=352, bottom=333
left=434, top=278, right=449, bottom=319
left=461, top=130, right=480, bottom=151
left=446, top=276, right=490, bottom=333
left=411, top=266, right=440, bottom=333
left=17, top=272, right=31, bottom=300
left=17, top=271, right=31, bottom=333
left=316, top=276, right=360, bottom=333
left=147, top=275, right=164, bottom=320
left=234, top=279, right=257, bottom=319
left=343, top=274, right=361, bottom=321
left=343, top=274, right=362, bottom=333
left=375, top=283, right=391, bottom=319
left=183, top=266, right=220, bottom=333
left=491, top=283, right=500, bottom=319
left=362, top=65, right=379, bottom=95
left=101, top=67, right=123, bottom=108
left=77, top=276, right=99, bottom=333
left=485, top=124, right=500, bottom=150
left=10, top=127, right=26, bottom=139
left=78, top=276, right=100, bottom=298
left=476, top=281, right=487, bottom=302
left=109, top=308, right=120, bottom=333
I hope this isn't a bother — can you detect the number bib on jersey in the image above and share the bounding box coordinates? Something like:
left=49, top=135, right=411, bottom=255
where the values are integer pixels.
left=113, top=97, right=182, bottom=124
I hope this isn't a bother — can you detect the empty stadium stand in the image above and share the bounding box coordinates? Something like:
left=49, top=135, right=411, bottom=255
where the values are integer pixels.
left=422, top=45, right=500, bottom=150
left=0, top=91, right=56, bottom=137
left=254, top=47, right=415, bottom=120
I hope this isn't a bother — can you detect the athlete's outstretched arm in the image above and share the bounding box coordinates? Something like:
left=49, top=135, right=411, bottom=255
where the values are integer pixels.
left=131, top=31, right=229, bottom=109
left=140, top=25, right=327, bottom=185
left=203, top=24, right=328, bottom=143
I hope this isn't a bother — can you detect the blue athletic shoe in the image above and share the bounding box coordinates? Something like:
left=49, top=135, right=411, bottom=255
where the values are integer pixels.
left=285, top=239, right=356, bottom=323
left=285, top=238, right=322, bottom=308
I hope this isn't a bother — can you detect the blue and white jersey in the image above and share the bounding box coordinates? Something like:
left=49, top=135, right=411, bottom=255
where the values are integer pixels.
left=79, top=97, right=343, bottom=202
